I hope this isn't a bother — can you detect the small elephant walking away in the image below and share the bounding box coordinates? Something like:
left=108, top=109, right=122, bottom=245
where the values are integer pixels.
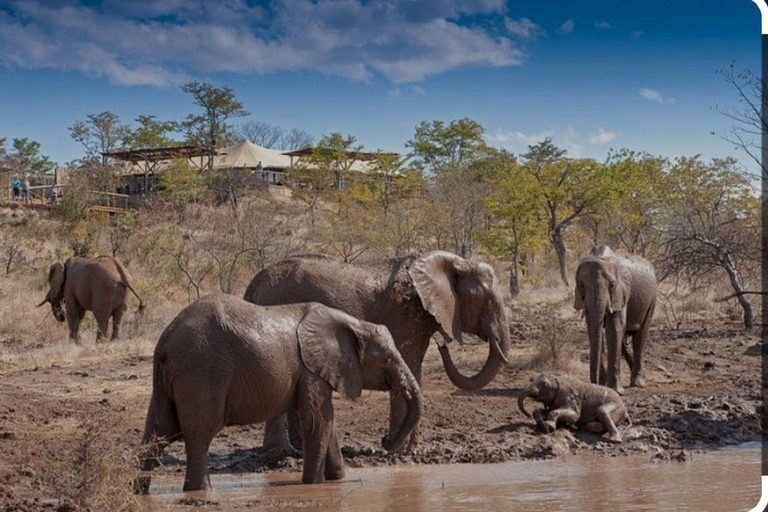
left=574, top=245, right=657, bottom=393
left=134, top=294, right=422, bottom=493
left=518, top=374, right=630, bottom=443
left=37, top=256, right=144, bottom=343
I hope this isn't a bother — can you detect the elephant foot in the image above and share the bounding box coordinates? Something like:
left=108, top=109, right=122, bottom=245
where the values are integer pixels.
left=183, top=479, right=212, bottom=492
left=585, top=421, right=606, bottom=434
left=630, top=376, right=646, bottom=388
left=608, top=382, right=625, bottom=396
left=262, top=445, right=301, bottom=462
left=541, top=420, right=557, bottom=434
left=324, top=466, right=345, bottom=481
left=606, top=432, right=623, bottom=444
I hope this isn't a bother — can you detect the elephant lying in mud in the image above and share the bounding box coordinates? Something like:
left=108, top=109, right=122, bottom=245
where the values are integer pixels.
left=244, top=251, right=510, bottom=455
left=518, top=374, right=629, bottom=443
left=134, top=294, right=422, bottom=492
left=574, top=245, right=657, bottom=393
left=37, top=256, right=144, bottom=342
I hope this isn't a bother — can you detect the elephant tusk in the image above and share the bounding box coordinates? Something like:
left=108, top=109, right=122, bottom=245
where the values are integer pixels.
left=607, top=306, right=614, bottom=315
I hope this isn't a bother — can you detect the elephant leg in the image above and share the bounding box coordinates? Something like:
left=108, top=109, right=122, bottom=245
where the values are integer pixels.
left=389, top=348, right=426, bottom=452
left=605, top=316, right=624, bottom=395
left=630, top=302, right=654, bottom=388
left=621, top=335, right=634, bottom=373
left=111, top=304, right=126, bottom=341
left=65, top=304, right=84, bottom=343
left=598, top=339, right=608, bottom=386
left=95, top=309, right=111, bottom=344
left=585, top=421, right=607, bottom=434
left=297, top=377, right=333, bottom=484
left=183, top=434, right=214, bottom=491
left=324, top=423, right=345, bottom=481
left=596, top=403, right=623, bottom=443
left=262, top=415, right=300, bottom=460
left=543, top=408, right=580, bottom=433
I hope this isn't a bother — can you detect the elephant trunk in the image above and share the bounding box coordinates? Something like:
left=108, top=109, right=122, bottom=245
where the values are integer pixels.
left=587, top=302, right=605, bottom=385
left=438, top=313, right=510, bottom=391
left=382, top=367, right=423, bottom=453
left=517, top=387, right=537, bottom=418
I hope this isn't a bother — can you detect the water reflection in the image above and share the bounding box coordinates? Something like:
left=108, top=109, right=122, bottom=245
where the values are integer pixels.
left=143, top=444, right=761, bottom=511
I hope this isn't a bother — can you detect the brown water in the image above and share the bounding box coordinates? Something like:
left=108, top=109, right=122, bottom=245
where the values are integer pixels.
left=144, top=444, right=761, bottom=511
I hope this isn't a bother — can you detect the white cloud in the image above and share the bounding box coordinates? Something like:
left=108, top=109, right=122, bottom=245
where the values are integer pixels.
left=558, top=19, right=574, bottom=35
left=595, top=21, right=612, bottom=29
left=388, top=87, right=402, bottom=97
left=489, top=129, right=552, bottom=146
left=631, top=30, right=644, bottom=39
left=412, top=85, right=426, bottom=95
left=588, top=128, right=617, bottom=145
left=639, top=87, right=677, bottom=104
left=0, top=0, right=523, bottom=87
left=505, top=17, right=544, bottom=40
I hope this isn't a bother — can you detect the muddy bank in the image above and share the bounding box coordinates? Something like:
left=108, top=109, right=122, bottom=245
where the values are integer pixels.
left=0, top=314, right=761, bottom=509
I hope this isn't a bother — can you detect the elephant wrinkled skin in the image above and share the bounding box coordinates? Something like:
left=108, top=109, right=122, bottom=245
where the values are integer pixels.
left=518, top=373, right=629, bottom=443
left=37, top=256, right=144, bottom=343
left=574, top=246, right=657, bottom=393
left=243, top=251, right=510, bottom=454
left=134, top=294, right=422, bottom=493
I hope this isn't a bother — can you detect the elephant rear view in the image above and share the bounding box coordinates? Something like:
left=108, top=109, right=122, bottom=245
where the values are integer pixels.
left=574, top=246, right=657, bottom=393
left=135, top=294, right=422, bottom=492
left=38, top=256, right=144, bottom=343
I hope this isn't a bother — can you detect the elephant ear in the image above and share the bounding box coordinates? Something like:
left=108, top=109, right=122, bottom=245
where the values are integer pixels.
left=609, top=264, right=631, bottom=313
left=297, top=305, right=367, bottom=399
left=409, top=252, right=465, bottom=345
left=47, top=262, right=65, bottom=301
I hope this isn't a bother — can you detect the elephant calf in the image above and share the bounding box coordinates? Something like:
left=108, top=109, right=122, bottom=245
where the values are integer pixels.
left=518, top=374, right=629, bottom=443
left=135, top=294, right=422, bottom=493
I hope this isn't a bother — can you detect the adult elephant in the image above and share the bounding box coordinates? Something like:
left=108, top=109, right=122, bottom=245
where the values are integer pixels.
left=574, top=246, right=657, bottom=393
left=244, top=251, right=510, bottom=454
left=134, top=295, right=421, bottom=492
left=37, top=256, right=144, bottom=342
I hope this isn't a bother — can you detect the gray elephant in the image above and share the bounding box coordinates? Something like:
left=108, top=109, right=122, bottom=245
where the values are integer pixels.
left=518, top=373, right=629, bottom=443
left=243, top=251, right=510, bottom=455
left=37, top=256, right=144, bottom=342
left=574, top=246, right=657, bottom=393
left=134, top=294, right=422, bottom=492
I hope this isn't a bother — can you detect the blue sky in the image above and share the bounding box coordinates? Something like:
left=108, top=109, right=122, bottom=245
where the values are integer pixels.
left=0, top=0, right=761, bottom=169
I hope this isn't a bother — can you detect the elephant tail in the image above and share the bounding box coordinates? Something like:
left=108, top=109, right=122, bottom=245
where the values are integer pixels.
left=114, top=259, right=145, bottom=313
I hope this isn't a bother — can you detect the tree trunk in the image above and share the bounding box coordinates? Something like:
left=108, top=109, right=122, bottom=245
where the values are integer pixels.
left=509, top=257, right=520, bottom=298
left=723, top=254, right=753, bottom=330
left=551, top=229, right=569, bottom=286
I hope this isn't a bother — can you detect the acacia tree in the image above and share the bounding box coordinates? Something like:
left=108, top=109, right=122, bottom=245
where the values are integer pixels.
left=658, top=157, right=759, bottom=329
left=4, top=138, right=55, bottom=182
left=69, top=111, right=131, bottom=164
left=483, top=156, right=546, bottom=297
left=521, top=139, right=609, bottom=285
left=123, top=115, right=178, bottom=149
left=603, top=150, right=671, bottom=256
left=180, top=81, right=249, bottom=168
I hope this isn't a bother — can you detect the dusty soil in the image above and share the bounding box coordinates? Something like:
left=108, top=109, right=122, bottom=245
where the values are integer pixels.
left=0, top=305, right=761, bottom=510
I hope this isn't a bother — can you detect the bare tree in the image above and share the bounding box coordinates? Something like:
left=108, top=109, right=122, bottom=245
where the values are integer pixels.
left=236, top=121, right=313, bottom=150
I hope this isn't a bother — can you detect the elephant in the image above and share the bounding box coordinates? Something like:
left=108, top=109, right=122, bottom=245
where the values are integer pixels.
left=37, top=256, right=144, bottom=342
left=243, top=251, right=510, bottom=456
left=518, top=373, right=629, bottom=443
left=134, top=294, right=422, bottom=492
left=574, top=246, right=657, bottom=393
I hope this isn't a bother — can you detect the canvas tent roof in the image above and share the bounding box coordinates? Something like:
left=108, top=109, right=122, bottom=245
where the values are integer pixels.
left=214, top=140, right=292, bottom=170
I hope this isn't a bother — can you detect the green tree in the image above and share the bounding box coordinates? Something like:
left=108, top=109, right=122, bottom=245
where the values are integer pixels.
left=179, top=81, right=249, bottom=169
left=69, top=111, right=131, bottom=164
left=123, top=115, right=178, bottom=149
left=406, top=118, right=487, bottom=174
left=158, top=158, right=207, bottom=221
left=7, top=138, right=55, bottom=179
left=483, top=158, right=547, bottom=297
left=522, top=138, right=609, bottom=285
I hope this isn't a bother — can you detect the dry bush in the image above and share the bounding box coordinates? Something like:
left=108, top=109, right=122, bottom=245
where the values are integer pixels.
left=521, top=300, right=582, bottom=372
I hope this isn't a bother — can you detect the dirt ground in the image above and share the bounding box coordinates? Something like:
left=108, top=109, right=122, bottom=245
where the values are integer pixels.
left=0, top=302, right=761, bottom=510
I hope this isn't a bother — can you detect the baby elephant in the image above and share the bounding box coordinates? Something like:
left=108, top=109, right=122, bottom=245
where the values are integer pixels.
left=135, top=294, right=422, bottom=493
left=517, top=374, right=629, bottom=443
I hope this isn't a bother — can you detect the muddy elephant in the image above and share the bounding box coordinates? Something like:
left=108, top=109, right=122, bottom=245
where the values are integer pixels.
left=574, top=246, right=657, bottom=393
left=37, top=256, right=144, bottom=342
left=135, top=294, right=422, bottom=492
left=518, top=373, right=629, bottom=443
left=244, top=251, right=510, bottom=455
